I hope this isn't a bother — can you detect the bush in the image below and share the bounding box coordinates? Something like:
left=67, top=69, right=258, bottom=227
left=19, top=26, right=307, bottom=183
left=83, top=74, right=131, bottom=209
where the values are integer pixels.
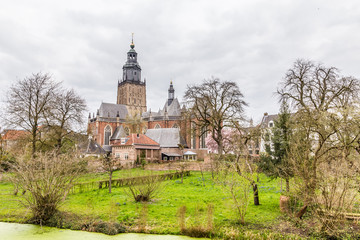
left=124, top=173, right=163, bottom=202
left=8, top=152, right=84, bottom=224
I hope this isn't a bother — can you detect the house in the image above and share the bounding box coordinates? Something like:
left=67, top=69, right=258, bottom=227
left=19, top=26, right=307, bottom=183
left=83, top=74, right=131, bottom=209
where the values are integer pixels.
left=0, top=129, right=29, bottom=151
left=111, top=133, right=160, bottom=165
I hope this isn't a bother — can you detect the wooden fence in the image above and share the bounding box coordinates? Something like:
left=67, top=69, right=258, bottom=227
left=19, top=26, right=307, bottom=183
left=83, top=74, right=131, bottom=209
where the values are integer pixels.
left=70, top=171, right=190, bottom=194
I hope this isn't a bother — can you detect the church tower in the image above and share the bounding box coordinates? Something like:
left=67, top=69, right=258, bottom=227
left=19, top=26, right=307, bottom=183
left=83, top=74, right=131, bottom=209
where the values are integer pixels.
left=117, top=36, right=147, bottom=115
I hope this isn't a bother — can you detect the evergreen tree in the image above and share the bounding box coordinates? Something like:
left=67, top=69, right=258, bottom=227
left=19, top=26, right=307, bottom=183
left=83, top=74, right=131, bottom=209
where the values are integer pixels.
left=259, top=101, right=293, bottom=192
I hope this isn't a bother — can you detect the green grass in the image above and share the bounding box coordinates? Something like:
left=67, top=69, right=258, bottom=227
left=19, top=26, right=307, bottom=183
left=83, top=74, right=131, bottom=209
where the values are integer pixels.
left=0, top=170, right=292, bottom=238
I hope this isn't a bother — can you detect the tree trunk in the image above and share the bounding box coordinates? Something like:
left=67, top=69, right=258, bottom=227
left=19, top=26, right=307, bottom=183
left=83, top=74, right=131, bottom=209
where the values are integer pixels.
left=32, top=130, right=37, bottom=157
left=109, top=171, right=112, bottom=193
left=253, top=183, right=260, bottom=205
left=296, top=205, right=307, bottom=219
left=285, top=178, right=290, bottom=192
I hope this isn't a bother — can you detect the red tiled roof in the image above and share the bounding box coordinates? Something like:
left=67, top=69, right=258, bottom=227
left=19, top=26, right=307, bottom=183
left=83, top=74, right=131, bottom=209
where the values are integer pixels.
left=113, top=134, right=160, bottom=147
left=2, top=130, right=29, bottom=141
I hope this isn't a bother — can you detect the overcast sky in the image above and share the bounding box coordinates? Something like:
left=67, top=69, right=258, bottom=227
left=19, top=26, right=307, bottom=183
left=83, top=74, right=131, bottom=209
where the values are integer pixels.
left=1, top=0, right=360, bottom=127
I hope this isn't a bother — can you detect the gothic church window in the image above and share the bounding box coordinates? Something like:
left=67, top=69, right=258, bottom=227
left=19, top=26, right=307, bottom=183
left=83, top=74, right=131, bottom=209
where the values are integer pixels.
left=200, top=126, right=207, bottom=148
left=191, top=122, right=196, bottom=149
left=104, top=125, right=112, bottom=145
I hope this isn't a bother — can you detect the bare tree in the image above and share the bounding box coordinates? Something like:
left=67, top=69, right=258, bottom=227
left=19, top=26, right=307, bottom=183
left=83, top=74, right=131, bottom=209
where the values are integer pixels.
left=3, top=73, right=87, bottom=155
left=278, top=59, right=360, bottom=223
left=4, top=73, right=60, bottom=155
left=184, top=77, right=247, bottom=154
left=216, top=158, right=252, bottom=224
left=102, top=152, right=120, bottom=193
left=45, top=89, right=87, bottom=152
left=7, top=152, right=84, bottom=224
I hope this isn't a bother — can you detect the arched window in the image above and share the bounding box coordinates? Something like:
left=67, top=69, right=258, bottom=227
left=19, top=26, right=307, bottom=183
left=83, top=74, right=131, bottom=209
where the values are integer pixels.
left=104, top=125, right=112, bottom=145
left=155, top=124, right=161, bottom=129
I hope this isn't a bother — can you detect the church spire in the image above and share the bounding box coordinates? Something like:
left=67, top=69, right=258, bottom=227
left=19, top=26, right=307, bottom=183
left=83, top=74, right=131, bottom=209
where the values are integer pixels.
left=121, top=33, right=142, bottom=82
left=168, top=80, right=175, bottom=106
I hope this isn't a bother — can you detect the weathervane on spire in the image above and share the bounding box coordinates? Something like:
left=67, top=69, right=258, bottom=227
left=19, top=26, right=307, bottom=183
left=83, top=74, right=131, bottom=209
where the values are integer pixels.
left=130, top=33, right=135, bottom=49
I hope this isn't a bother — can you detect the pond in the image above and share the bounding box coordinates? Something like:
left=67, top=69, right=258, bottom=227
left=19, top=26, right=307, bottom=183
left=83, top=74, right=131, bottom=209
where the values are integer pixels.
left=0, top=222, right=207, bottom=240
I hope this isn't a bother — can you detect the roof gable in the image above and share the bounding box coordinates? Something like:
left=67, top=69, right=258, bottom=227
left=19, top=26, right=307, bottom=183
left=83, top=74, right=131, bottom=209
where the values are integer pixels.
left=145, top=128, right=184, bottom=148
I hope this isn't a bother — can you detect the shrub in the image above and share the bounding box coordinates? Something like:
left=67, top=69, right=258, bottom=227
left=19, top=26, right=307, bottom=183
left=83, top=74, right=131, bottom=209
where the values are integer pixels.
left=124, top=173, right=163, bottom=202
left=8, top=152, right=84, bottom=224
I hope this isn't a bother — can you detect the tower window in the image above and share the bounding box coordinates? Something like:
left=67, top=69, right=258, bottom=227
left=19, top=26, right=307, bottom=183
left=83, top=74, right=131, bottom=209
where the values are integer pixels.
left=134, top=72, right=136, bottom=75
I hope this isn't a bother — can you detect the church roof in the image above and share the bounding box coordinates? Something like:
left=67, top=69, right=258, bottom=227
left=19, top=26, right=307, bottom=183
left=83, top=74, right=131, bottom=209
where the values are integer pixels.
left=163, top=98, right=182, bottom=116
left=145, top=128, right=186, bottom=148
left=110, top=125, right=127, bottom=140
left=142, top=98, right=183, bottom=119
left=98, top=102, right=128, bottom=119
left=79, top=137, right=107, bottom=155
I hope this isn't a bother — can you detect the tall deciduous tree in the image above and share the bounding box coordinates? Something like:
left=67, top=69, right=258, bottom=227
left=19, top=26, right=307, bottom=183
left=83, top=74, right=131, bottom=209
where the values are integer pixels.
left=46, top=89, right=87, bottom=153
left=184, top=77, right=247, bottom=154
left=4, top=73, right=60, bottom=155
left=3, top=73, right=87, bottom=155
left=278, top=59, right=360, bottom=221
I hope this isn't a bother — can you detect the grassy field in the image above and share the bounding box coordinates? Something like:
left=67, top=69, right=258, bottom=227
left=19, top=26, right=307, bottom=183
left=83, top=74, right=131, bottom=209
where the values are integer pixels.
left=0, top=169, right=303, bottom=239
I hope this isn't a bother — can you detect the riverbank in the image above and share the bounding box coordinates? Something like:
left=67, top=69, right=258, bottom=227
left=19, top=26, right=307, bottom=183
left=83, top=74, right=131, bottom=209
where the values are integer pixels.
left=0, top=222, right=207, bottom=240
left=0, top=170, right=306, bottom=239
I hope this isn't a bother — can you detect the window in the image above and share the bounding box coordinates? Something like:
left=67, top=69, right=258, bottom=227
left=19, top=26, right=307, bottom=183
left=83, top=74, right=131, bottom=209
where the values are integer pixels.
left=200, top=126, right=207, bottom=148
left=155, top=124, right=161, bottom=129
left=124, top=153, right=129, bottom=160
left=121, top=138, right=126, bottom=144
left=269, top=122, right=274, bottom=128
left=191, top=122, right=196, bottom=149
left=115, top=153, right=120, bottom=158
left=172, top=123, right=179, bottom=128
left=104, top=125, right=112, bottom=145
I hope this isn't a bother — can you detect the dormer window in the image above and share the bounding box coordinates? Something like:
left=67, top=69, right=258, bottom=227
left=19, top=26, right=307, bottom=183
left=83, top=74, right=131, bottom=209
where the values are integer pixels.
left=121, top=138, right=126, bottom=145
left=269, top=122, right=274, bottom=128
